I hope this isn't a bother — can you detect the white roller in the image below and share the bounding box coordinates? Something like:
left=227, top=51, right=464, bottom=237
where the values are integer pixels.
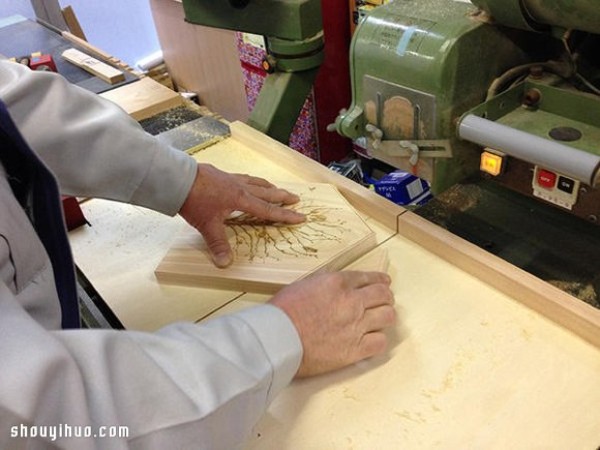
left=459, top=114, right=600, bottom=186
left=136, top=51, right=164, bottom=71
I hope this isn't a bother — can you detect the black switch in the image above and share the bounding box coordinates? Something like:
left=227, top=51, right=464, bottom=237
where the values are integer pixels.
left=557, top=176, right=575, bottom=194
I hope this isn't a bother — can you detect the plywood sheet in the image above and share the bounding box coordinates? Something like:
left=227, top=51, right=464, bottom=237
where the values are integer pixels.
left=69, top=200, right=240, bottom=331
left=155, top=182, right=377, bottom=293
left=245, top=234, right=600, bottom=449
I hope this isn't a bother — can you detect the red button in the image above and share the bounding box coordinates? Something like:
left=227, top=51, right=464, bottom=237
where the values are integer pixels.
left=537, top=169, right=556, bottom=188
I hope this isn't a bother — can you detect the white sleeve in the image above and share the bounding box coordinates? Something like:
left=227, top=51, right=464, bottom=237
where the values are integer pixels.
left=0, top=281, right=302, bottom=449
left=0, top=59, right=197, bottom=216
left=0, top=60, right=304, bottom=448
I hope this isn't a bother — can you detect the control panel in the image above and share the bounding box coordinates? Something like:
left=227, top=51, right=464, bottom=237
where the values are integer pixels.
left=532, top=166, right=580, bottom=210
left=478, top=151, right=600, bottom=224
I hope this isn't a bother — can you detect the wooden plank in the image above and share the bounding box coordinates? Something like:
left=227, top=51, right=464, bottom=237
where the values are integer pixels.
left=397, top=210, right=600, bottom=349
left=203, top=247, right=391, bottom=321
left=62, top=48, right=125, bottom=84
left=149, top=0, right=249, bottom=121
left=228, top=121, right=405, bottom=231
left=61, top=31, right=136, bottom=76
left=99, top=77, right=183, bottom=120
left=61, top=5, right=87, bottom=41
left=156, top=182, right=377, bottom=293
left=62, top=31, right=113, bottom=61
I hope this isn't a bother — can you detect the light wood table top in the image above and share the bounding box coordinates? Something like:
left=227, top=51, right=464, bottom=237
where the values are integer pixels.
left=69, top=122, right=600, bottom=448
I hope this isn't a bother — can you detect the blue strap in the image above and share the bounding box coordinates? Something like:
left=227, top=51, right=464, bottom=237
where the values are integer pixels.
left=0, top=100, right=80, bottom=328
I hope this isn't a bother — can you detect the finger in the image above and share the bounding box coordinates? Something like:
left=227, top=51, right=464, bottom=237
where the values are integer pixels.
left=238, top=194, right=306, bottom=224
left=233, top=174, right=275, bottom=188
left=361, top=305, right=397, bottom=333
left=201, top=220, right=234, bottom=268
left=341, top=271, right=392, bottom=290
left=245, top=184, right=301, bottom=206
left=231, top=173, right=299, bottom=204
left=233, top=174, right=300, bottom=205
left=358, top=282, right=395, bottom=310
left=356, top=331, right=388, bottom=361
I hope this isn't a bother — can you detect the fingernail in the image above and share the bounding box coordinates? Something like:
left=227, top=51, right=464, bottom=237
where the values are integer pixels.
left=214, top=252, right=232, bottom=268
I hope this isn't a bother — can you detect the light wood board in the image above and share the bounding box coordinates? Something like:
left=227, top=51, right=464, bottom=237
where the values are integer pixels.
left=61, top=6, right=87, bottom=41
left=99, top=77, right=183, bottom=120
left=149, top=0, right=249, bottom=121
left=155, top=182, right=377, bottom=294
left=62, top=48, right=125, bottom=84
left=397, top=211, right=600, bottom=350
left=69, top=200, right=240, bottom=331
left=68, top=119, right=600, bottom=445
left=244, top=234, right=600, bottom=449
left=204, top=246, right=391, bottom=321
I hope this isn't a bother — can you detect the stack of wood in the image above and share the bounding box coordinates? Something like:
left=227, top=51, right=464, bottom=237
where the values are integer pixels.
left=146, top=62, right=174, bottom=90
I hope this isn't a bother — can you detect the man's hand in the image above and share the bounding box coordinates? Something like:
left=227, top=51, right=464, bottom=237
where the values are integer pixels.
left=269, top=271, right=396, bottom=378
left=178, top=164, right=305, bottom=268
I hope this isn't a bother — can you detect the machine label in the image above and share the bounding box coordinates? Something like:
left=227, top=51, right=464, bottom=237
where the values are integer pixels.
left=373, top=12, right=436, bottom=55
left=396, top=26, right=417, bottom=56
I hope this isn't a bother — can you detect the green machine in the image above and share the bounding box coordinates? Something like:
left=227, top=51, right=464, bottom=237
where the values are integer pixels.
left=180, top=0, right=324, bottom=144
left=334, top=0, right=600, bottom=223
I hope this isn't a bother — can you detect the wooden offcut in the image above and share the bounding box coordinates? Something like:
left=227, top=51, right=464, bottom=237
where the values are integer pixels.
left=155, top=182, right=377, bottom=293
left=61, top=5, right=87, bottom=41
left=99, top=77, right=184, bottom=121
left=62, top=47, right=125, bottom=84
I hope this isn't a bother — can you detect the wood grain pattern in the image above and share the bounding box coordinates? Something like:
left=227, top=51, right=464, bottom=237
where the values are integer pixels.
left=99, top=77, right=183, bottom=120
left=228, top=121, right=406, bottom=231
left=61, top=6, right=87, bottom=41
left=155, top=183, right=377, bottom=293
left=246, top=233, right=600, bottom=449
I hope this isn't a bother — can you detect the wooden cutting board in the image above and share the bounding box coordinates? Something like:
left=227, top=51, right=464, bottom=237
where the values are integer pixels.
left=155, top=182, right=377, bottom=293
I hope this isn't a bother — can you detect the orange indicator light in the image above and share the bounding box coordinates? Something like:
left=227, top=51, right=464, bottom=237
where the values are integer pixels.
left=480, top=150, right=504, bottom=176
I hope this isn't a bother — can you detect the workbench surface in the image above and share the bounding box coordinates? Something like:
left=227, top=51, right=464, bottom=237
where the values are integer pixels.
left=69, top=122, right=600, bottom=449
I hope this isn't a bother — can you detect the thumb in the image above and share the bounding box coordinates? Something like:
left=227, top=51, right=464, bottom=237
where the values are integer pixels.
left=201, top=220, right=233, bottom=268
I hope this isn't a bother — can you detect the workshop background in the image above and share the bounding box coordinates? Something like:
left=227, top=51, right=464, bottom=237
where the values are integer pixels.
left=2, top=0, right=599, bottom=310
left=2, top=1, right=600, bottom=445
left=0, top=0, right=160, bottom=68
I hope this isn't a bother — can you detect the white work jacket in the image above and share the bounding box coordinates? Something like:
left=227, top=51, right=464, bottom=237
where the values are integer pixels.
left=0, top=60, right=302, bottom=450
